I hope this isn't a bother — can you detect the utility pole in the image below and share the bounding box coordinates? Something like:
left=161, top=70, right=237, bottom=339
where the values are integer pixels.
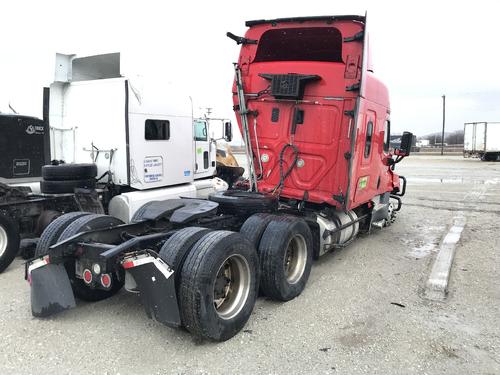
left=441, top=95, right=446, bottom=155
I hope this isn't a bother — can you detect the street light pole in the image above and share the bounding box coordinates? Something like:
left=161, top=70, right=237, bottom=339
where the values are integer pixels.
left=441, top=95, right=446, bottom=156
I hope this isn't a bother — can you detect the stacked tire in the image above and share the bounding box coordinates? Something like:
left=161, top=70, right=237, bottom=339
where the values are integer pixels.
left=40, top=163, right=97, bottom=194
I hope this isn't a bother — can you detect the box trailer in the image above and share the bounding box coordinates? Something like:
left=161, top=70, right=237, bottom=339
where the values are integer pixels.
left=464, top=122, right=500, bottom=161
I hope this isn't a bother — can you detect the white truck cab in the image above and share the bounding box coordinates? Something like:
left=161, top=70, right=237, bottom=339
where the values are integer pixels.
left=48, top=52, right=229, bottom=222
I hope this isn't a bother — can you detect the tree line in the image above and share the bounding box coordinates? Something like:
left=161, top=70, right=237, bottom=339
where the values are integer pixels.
left=419, top=129, right=464, bottom=145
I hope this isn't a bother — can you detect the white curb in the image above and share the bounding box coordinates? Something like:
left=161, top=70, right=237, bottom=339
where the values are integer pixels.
left=424, top=214, right=466, bottom=300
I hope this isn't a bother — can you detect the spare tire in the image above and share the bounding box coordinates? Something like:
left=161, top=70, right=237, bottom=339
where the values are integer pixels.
left=208, top=190, right=278, bottom=217
left=40, top=178, right=96, bottom=194
left=42, top=163, right=97, bottom=181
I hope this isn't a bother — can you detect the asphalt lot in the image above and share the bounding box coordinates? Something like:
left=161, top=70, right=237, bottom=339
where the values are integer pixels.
left=0, top=155, right=499, bottom=374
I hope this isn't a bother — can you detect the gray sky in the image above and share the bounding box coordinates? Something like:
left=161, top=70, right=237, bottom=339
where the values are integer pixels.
left=1, top=0, right=499, bottom=138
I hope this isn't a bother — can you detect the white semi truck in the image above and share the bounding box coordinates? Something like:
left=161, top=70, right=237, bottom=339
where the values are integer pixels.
left=464, top=122, right=500, bottom=161
left=0, top=52, right=232, bottom=272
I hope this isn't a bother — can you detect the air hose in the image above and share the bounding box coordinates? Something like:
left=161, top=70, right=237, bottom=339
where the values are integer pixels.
left=272, top=143, right=299, bottom=195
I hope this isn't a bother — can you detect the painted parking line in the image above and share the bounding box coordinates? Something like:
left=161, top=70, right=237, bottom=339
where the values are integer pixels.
left=424, top=214, right=466, bottom=301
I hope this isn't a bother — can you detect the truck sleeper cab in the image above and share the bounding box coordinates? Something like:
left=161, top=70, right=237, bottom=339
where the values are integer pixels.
left=26, top=15, right=412, bottom=342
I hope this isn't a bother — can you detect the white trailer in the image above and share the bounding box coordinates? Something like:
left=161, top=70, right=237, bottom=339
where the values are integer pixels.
left=464, top=122, right=500, bottom=161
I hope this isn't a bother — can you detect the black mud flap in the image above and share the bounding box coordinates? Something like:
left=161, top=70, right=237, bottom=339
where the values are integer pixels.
left=30, top=263, right=76, bottom=317
left=123, top=255, right=181, bottom=328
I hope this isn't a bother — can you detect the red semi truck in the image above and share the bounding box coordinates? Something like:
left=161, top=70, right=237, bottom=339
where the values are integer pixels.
left=26, top=15, right=412, bottom=341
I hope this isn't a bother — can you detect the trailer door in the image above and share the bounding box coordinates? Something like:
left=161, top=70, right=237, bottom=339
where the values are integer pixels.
left=475, top=122, right=486, bottom=152
left=463, top=123, right=474, bottom=152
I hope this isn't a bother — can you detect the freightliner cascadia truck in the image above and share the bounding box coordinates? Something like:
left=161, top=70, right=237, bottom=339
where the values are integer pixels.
left=25, top=15, right=412, bottom=341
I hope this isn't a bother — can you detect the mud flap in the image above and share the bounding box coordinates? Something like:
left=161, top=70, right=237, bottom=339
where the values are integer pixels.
left=30, top=263, right=76, bottom=317
left=123, top=255, right=181, bottom=328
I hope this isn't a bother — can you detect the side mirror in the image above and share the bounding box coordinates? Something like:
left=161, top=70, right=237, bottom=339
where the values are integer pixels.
left=224, top=121, right=233, bottom=142
left=398, top=131, right=413, bottom=156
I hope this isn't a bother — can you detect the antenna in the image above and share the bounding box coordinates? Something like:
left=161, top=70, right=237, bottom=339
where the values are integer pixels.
left=8, top=103, right=18, bottom=114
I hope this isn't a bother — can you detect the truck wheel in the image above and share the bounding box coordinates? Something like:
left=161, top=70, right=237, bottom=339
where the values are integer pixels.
left=35, top=212, right=91, bottom=257
left=239, top=213, right=274, bottom=249
left=179, top=231, right=259, bottom=341
left=0, top=213, right=20, bottom=273
left=258, top=216, right=313, bottom=301
left=159, top=227, right=211, bottom=287
left=57, top=214, right=125, bottom=301
left=40, top=178, right=96, bottom=194
left=208, top=191, right=278, bottom=217
left=42, top=163, right=97, bottom=181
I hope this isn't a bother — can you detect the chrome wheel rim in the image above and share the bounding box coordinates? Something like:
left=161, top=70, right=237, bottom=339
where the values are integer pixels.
left=213, top=254, right=251, bottom=320
left=284, top=234, right=307, bottom=284
left=0, top=225, right=8, bottom=258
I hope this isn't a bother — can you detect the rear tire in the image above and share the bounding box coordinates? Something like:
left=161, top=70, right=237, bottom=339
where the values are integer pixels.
left=57, top=214, right=124, bottom=301
left=159, top=226, right=212, bottom=287
left=179, top=231, right=259, bottom=341
left=239, top=213, right=274, bottom=249
left=0, top=213, right=20, bottom=273
left=258, top=216, right=313, bottom=301
left=35, top=212, right=91, bottom=257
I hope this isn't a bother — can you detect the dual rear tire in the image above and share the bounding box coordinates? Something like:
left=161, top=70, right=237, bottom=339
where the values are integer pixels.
left=241, top=214, right=313, bottom=301
left=164, top=214, right=312, bottom=341
left=161, top=228, right=259, bottom=341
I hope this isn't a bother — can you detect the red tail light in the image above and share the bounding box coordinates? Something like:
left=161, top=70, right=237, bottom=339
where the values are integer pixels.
left=82, top=269, right=92, bottom=284
left=100, top=273, right=112, bottom=288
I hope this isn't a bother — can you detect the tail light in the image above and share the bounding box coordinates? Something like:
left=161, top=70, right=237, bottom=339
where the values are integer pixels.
left=100, top=273, right=112, bottom=289
left=82, top=269, right=92, bottom=284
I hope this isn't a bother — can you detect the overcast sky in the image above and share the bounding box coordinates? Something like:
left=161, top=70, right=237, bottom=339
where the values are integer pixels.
left=1, top=0, right=499, bottom=139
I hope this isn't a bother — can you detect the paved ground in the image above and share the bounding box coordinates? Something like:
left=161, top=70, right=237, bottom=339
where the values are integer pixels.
left=0, top=155, right=499, bottom=374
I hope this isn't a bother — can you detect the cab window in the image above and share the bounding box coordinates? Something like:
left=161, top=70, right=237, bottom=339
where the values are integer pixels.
left=254, top=27, right=343, bottom=63
left=145, top=119, right=170, bottom=141
left=364, top=121, right=373, bottom=158
left=194, top=120, right=208, bottom=141
left=383, top=120, right=390, bottom=152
